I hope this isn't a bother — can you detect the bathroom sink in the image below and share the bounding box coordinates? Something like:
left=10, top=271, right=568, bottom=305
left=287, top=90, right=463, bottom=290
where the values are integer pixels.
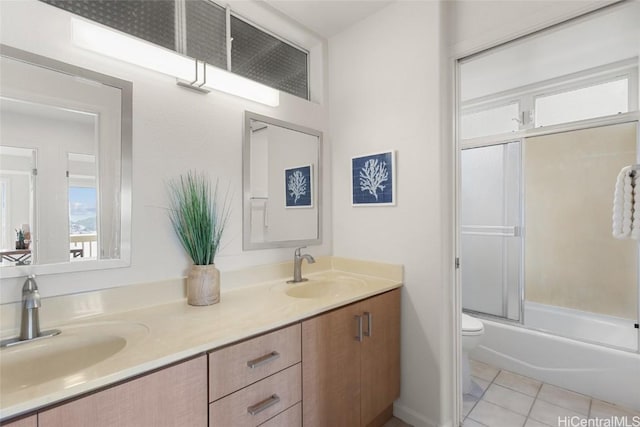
left=0, top=321, right=148, bottom=391
left=283, top=276, right=367, bottom=299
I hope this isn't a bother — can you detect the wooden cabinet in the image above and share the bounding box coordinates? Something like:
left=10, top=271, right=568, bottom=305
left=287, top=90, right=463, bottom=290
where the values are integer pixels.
left=38, top=356, right=207, bottom=427
left=0, top=415, right=36, bottom=427
left=208, top=324, right=302, bottom=426
left=302, top=289, right=401, bottom=427
left=361, top=289, right=401, bottom=424
left=1, top=289, right=399, bottom=427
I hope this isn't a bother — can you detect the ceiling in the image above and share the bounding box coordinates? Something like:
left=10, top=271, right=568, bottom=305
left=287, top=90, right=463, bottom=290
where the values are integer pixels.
left=264, top=0, right=394, bottom=38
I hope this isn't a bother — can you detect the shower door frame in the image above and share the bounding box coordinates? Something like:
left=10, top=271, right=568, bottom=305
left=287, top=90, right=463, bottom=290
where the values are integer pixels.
left=460, top=139, right=524, bottom=324
left=452, top=3, right=640, bottom=426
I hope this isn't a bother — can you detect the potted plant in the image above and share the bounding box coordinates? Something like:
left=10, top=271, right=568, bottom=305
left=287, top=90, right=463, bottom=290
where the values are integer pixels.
left=15, top=228, right=25, bottom=250
left=168, top=171, right=231, bottom=306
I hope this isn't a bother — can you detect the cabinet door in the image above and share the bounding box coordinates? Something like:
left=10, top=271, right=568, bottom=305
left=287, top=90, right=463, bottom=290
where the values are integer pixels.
left=39, top=356, right=207, bottom=427
left=0, top=415, right=36, bottom=427
left=360, top=289, right=401, bottom=425
left=302, top=302, right=362, bottom=427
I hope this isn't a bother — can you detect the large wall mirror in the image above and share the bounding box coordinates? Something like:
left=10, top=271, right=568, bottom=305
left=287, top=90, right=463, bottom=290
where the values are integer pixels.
left=243, top=112, right=322, bottom=250
left=0, top=45, right=132, bottom=277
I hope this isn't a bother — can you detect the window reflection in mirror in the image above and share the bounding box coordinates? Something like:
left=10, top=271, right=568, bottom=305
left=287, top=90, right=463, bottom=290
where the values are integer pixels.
left=0, top=48, right=130, bottom=273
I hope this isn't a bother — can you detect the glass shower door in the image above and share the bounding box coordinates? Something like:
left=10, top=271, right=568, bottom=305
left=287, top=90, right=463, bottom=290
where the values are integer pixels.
left=461, top=141, right=522, bottom=321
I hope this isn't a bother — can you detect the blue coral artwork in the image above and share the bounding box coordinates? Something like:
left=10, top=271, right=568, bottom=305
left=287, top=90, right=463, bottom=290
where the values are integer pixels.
left=285, top=165, right=313, bottom=208
left=352, top=151, right=395, bottom=206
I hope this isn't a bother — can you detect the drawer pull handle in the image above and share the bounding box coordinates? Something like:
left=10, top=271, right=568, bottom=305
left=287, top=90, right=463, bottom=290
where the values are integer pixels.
left=247, top=394, right=280, bottom=415
left=355, top=315, right=363, bottom=342
left=247, top=351, right=280, bottom=369
left=364, top=311, right=372, bottom=337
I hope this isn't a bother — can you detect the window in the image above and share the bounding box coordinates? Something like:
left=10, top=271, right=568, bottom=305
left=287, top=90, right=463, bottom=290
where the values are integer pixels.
left=68, top=186, right=97, bottom=235
left=461, top=102, right=520, bottom=140
left=42, top=0, right=176, bottom=51
left=40, top=0, right=310, bottom=100
left=185, top=0, right=227, bottom=69
left=230, top=16, right=308, bottom=99
left=534, top=78, right=629, bottom=127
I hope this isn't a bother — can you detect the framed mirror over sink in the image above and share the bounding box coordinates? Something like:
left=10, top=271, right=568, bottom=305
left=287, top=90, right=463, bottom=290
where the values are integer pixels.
left=243, top=111, right=322, bottom=250
left=0, top=45, right=132, bottom=278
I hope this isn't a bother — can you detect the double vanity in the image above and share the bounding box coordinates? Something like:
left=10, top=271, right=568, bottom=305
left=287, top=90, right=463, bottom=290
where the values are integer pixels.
left=0, top=257, right=402, bottom=426
left=1, top=32, right=399, bottom=427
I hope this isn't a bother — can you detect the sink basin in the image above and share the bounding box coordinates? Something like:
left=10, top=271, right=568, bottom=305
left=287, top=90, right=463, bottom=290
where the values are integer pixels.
left=0, top=321, right=148, bottom=391
left=284, top=276, right=366, bottom=299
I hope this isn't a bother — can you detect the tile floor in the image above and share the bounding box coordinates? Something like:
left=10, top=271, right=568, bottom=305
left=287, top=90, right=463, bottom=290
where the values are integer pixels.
left=383, top=416, right=412, bottom=427
left=464, top=359, right=640, bottom=427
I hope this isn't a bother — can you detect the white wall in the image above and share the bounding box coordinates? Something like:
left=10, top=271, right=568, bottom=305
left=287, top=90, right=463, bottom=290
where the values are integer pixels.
left=0, top=0, right=330, bottom=303
left=329, top=2, right=453, bottom=426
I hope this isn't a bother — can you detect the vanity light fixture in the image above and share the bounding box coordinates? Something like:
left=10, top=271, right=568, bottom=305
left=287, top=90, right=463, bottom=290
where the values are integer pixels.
left=71, top=18, right=280, bottom=107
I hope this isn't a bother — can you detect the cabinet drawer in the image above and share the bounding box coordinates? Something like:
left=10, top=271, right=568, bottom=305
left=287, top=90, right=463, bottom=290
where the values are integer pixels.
left=209, top=323, right=301, bottom=401
left=259, top=402, right=301, bottom=427
left=209, top=363, right=301, bottom=427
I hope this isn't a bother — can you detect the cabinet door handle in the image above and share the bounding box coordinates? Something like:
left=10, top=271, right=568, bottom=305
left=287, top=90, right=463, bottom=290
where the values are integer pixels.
left=247, top=394, right=280, bottom=415
left=246, top=351, right=280, bottom=369
left=364, top=311, right=372, bottom=337
left=355, top=315, right=363, bottom=342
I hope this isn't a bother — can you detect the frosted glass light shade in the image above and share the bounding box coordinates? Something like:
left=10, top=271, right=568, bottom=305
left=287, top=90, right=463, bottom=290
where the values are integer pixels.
left=203, top=64, right=279, bottom=107
left=71, top=18, right=280, bottom=106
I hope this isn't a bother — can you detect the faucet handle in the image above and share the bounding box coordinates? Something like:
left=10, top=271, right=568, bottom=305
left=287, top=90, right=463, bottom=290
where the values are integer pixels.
left=294, top=246, right=306, bottom=256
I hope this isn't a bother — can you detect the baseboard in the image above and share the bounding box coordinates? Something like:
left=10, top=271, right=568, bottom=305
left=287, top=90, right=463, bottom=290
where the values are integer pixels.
left=392, top=402, right=438, bottom=427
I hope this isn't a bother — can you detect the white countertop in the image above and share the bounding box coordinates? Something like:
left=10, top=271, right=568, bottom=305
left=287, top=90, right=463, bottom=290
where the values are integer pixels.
left=0, top=258, right=402, bottom=421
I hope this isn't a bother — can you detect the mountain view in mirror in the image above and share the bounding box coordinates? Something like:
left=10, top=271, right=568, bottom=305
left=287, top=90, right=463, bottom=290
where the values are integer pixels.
left=0, top=45, right=132, bottom=277
left=243, top=112, right=322, bottom=250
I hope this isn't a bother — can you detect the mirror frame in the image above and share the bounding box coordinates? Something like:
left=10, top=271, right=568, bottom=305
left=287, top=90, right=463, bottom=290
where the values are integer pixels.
left=243, top=111, right=322, bottom=250
left=0, top=44, right=132, bottom=277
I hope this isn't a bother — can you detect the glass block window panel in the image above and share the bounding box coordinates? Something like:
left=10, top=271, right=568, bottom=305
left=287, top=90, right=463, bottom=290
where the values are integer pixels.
left=230, top=16, right=308, bottom=100
left=534, top=78, right=629, bottom=127
left=461, top=102, right=520, bottom=139
left=40, top=0, right=176, bottom=51
left=185, top=0, right=227, bottom=69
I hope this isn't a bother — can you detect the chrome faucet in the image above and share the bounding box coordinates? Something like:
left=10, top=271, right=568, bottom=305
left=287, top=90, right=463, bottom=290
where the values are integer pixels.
left=288, top=247, right=315, bottom=283
left=0, top=275, right=60, bottom=348
left=20, top=274, right=41, bottom=340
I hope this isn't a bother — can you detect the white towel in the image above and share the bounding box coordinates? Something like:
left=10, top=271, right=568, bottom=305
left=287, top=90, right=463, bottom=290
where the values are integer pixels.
left=612, top=166, right=638, bottom=239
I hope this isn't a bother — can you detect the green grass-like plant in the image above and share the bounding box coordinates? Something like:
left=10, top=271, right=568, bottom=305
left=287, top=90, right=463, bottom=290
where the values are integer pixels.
left=168, top=171, right=231, bottom=265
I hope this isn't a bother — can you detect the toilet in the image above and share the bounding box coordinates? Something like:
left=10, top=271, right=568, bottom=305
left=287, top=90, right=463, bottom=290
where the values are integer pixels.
left=461, top=313, right=484, bottom=394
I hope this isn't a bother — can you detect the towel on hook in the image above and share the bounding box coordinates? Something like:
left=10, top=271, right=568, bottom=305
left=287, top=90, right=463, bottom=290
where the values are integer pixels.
left=612, top=165, right=640, bottom=239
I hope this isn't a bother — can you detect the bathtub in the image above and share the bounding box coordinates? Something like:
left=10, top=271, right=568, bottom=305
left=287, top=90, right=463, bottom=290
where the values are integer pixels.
left=470, top=317, right=640, bottom=411
left=524, top=301, right=638, bottom=351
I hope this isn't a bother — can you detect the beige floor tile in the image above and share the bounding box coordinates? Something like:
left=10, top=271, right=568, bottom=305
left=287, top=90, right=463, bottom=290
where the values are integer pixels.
left=537, top=383, right=591, bottom=415
left=483, top=383, right=535, bottom=416
left=464, top=393, right=480, bottom=417
left=494, top=370, right=542, bottom=397
left=463, top=418, right=487, bottom=427
left=383, top=416, right=412, bottom=427
left=468, top=400, right=526, bottom=427
left=590, top=399, right=640, bottom=418
left=469, top=376, right=491, bottom=399
left=529, top=399, right=586, bottom=426
left=470, top=359, right=500, bottom=382
left=524, top=418, right=552, bottom=427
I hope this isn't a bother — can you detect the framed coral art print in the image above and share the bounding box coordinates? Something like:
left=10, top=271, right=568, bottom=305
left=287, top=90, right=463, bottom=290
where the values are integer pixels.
left=352, top=151, right=396, bottom=206
left=285, top=164, right=313, bottom=208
